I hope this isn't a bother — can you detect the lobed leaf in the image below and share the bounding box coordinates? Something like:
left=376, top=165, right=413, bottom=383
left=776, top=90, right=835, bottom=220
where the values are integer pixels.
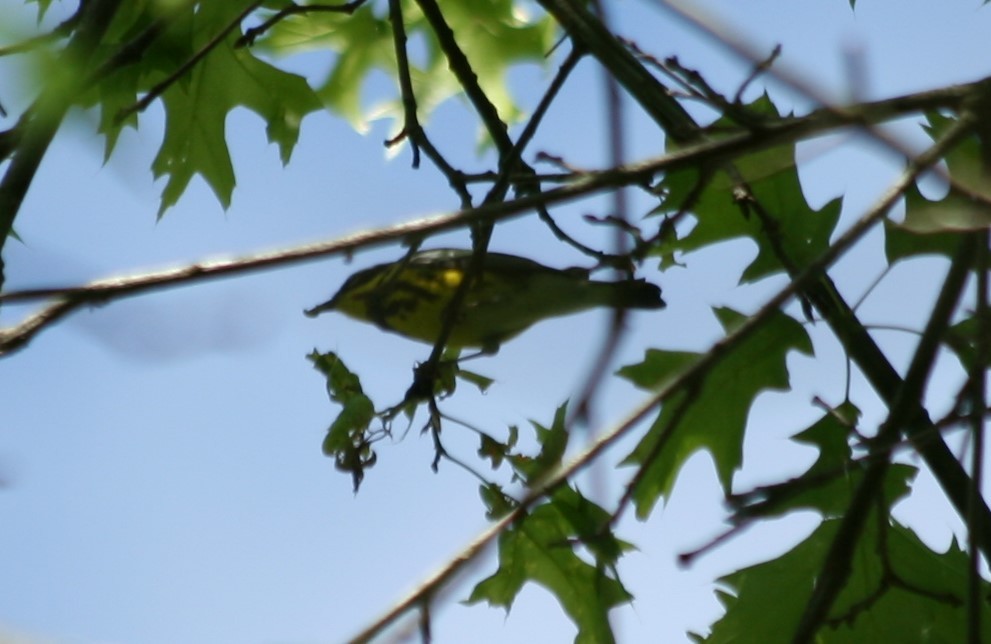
left=468, top=486, right=632, bottom=644
left=655, top=94, right=842, bottom=283
left=885, top=112, right=988, bottom=263
left=77, top=1, right=321, bottom=214
left=730, top=403, right=916, bottom=521
left=700, top=517, right=991, bottom=643
left=619, top=307, right=813, bottom=517
left=259, top=0, right=554, bottom=136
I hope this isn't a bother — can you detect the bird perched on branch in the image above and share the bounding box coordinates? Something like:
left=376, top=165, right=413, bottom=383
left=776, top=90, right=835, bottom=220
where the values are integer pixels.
left=305, top=248, right=665, bottom=353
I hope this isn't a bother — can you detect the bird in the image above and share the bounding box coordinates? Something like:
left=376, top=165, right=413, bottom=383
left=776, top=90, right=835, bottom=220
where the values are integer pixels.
left=305, top=248, right=665, bottom=353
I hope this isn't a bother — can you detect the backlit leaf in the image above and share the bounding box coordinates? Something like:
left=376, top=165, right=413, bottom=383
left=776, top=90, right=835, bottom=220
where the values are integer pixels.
left=619, top=307, right=813, bottom=517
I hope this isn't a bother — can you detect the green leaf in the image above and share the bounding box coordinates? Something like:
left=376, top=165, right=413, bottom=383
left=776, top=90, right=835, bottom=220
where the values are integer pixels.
left=699, top=520, right=832, bottom=642
left=477, top=425, right=519, bottom=482
left=655, top=94, right=841, bottom=283
left=509, top=403, right=570, bottom=485
left=308, top=350, right=377, bottom=491
left=468, top=486, right=632, bottom=643
left=153, top=10, right=320, bottom=213
left=549, top=486, right=634, bottom=567
left=885, top=113, right=987, bottom=262
left=261, top=0, right=554, bottom=135
left=619, top=307, right=813, bottom=517
left=730, top=403, right=916, bottom=520
left=456, top=367, right=495, bottom=393
left=77, top=2, right=183, bottom=160
left=27, top=0, right=54, bottom=21
left=77, top=2, right=320, bottom=214
left=478, top=432, right=509, bottom=469
left=702, top=518, right=991, bottom=643
left=944, top=315, right=987, bottom=372
left=262, top=7, right=394, bottom=130
left=479, top=482, right=518, bottom=520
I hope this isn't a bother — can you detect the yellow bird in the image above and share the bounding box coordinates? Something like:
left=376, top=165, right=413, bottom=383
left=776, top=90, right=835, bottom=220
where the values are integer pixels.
left=305, top=249, right=665, bottom=352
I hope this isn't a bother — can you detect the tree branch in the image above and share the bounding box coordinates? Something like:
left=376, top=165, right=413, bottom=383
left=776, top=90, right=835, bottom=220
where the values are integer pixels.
left=412, top=0, right=514, bottom=157
left=236, top=0, right=368, bottom=48
left=792, top=234, right=979, bottom=643
left=1, top=84, right=982, bottom=355
left=386, top=0, right=472, bottom=206
left=537, top=0, right=701, bottom=143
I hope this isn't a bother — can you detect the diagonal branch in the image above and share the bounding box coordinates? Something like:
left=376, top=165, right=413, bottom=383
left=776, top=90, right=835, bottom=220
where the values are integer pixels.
left=236, top=0, right=368, bottom=48
left=966, top=233, right=989, bottom=642
left=791, top=235, right=979, bottom=644
left=412, top=0, right=514, bottom=158
left=537, top=0, right=701, bottom=143
left=1, top=85, right=983, bottom=356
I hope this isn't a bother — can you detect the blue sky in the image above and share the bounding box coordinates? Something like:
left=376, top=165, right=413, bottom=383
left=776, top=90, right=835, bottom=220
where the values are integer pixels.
left=3, top=0, right=991, bottom=642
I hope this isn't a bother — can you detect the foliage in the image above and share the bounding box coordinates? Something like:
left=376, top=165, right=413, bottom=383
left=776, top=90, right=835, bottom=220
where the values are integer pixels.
left=703, top=518, right=991, bottom=644
left=619, top=307, right=813, bottom=516
left=2, top=0, right=990, bottom=643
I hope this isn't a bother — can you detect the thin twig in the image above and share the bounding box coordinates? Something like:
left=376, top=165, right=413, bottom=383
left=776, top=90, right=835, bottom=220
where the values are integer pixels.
left=413, top=0, right=514, bottom=157
left=538, top=0, right=701, bottom=143
left=387, top=0, right=421, bottom=170
left=494, top=46, right=623, bottom=262
left=236, top=0, right=368, bottom=48
left=965, top=111, right=991, bottom=640
left=386, top=0, right=472, bottom=206
left=491, top=47, right=583, bottom=199
left=570, top=0, right=634, bottom=426
left=734, top=44, right=781, bottom=104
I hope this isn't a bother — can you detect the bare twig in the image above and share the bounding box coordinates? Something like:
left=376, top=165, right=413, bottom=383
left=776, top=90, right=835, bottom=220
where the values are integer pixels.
left=538, top=0, right=701, bottom=143
left=413, top=0, right=514, bottom=157
left=570, top=0, right=634, bottom=426
left=386, top=0, right=472, bottom=206
left=236, top=0, right=368, bottom=48
left=734, top=43, right=782, bottom=104
left=965, top=111, right=991, bottom=642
